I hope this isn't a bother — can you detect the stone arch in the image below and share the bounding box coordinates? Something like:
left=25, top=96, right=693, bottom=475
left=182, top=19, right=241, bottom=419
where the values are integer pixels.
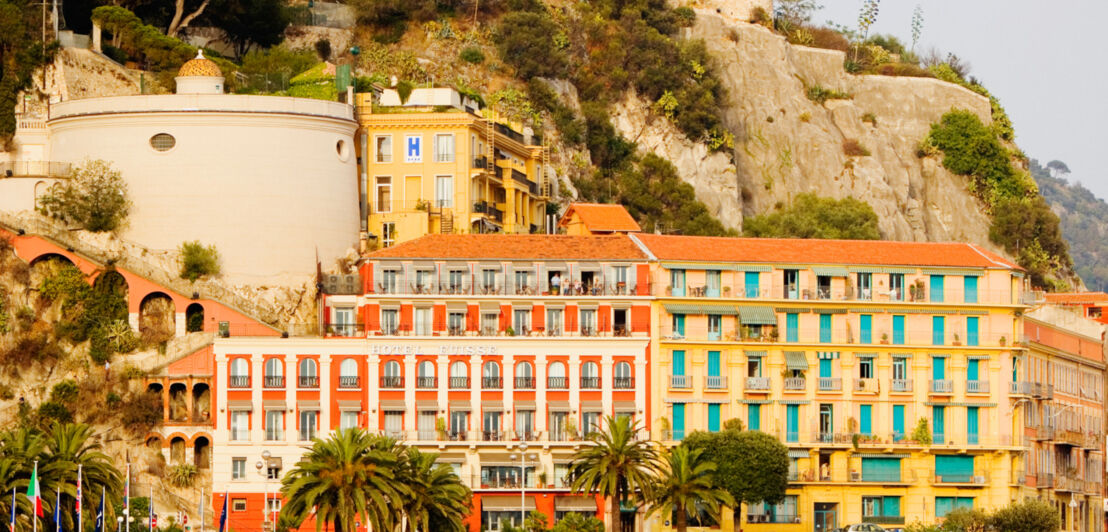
left=28, top=252, right=74, bottom=270
left=91, top=270, right=129, bottom=327
left=193, top=435, right=211, bottom=469
left=33, top=181, right=48, bottom=209
left=192, top=382, right=211, bottom=422
left=146, top=382, right=164, bottom=395
left=145, top=434, right=162, bottom=449
left=185, top=302, right=205, bottom=333
left=139, top=292, right=176, bottom=344
left=28, top=253, right=78, bottom=289
left=168, top=382, right=188, bottom=422
left=169, top=436, right=186, bottom=464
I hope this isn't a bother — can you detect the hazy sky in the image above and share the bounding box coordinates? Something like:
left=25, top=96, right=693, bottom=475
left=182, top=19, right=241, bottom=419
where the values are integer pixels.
left=821, top=1, right=1108, bottom=197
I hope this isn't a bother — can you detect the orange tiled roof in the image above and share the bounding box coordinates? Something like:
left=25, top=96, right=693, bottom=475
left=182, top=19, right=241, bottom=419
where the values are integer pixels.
left=368, top=234, right=647, bottom=260
left=1044, top=292, right=1108, bottom=304
left=632, top=233, right=1022, bottom=270
left=559, top=203, right=642, bottom=233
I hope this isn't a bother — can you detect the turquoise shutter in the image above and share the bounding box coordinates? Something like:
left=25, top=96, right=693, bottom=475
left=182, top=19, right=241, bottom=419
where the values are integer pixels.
left=892, top=405, right=905, bottom=440
left=672, top=403, right=685, bottom=440
left=707, top=351, right=721, bottom=377
left=933, top=356, right=946, bottom=380
left=936, top=498, right=954, bottom=518
left=748, top=404, right=760, bottom=431
left=893, top=315, right=905, bottom=344
left=861, top=458, right=900, bottom=482
left=932, top=406, right=946, bottom=444
left=967, top=406, right=979, bottom=444
left=967, top=317, right=979, bottom=346
left=883, top=497, right=900, bottom=517
left=930, top=275, right=944, bottom=302
left=786, top=313, right=799, bottom=342
left=932, top=315, right=945, bottom=345
left=819, top=314, right=831, bottom=343
left=708, top=404, right=721, bottom=432
left=819, top=358, right=832, bottom=378
left=860, top=314, right=872, bottom=344
left=671, top=270, right=685, bottom=296
left=859, top=404, right=872, bottom=435
left=786, top=405, right=799, bottom=442
left=964, top=276, right=978, bottom=303
left=672, top=350, right=686, bottom=376
left=706, top=270, right=721, bottom=297
left=673, top=314, right=685, bottom=336
left=935, top=455, right=974, bottom=482
left=967, top=359, right=979, bottom=381
left=745, top=271, right=759, bottom=298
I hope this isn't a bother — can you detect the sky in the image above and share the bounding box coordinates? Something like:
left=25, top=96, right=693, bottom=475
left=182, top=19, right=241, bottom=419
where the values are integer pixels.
left=821, top=0, right=1108, bottom=197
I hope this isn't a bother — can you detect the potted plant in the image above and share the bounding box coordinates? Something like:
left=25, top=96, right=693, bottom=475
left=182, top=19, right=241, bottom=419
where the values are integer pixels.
left=999, top=336, right=1007, bottom=346
left=952, top=333, right=961, bottom=346
left=436, top=417, right=448, bottom=440
left=566, top=418, right=578, bottom=440
left=537, top=471, right=548, bottom=488
left=723, top=286, right=731, bottom=296
left=506, top=326, right=516, bottom=337
left=769, top=327, right=780, bottom=341
left=880, top=333, right=889, bottom=344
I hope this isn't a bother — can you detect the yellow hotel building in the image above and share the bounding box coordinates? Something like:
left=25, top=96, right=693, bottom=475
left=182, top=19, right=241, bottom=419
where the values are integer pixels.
left=628, top=233, right=1032, bottom=532
left=355, top=87, right=549, bottom=248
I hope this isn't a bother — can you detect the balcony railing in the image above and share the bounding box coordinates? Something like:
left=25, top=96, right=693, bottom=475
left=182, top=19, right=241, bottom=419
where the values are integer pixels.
left=891, top=379, right=913, bottom=392
left=784, top=377, right=805, bottom=390
left=580, top=377, right=600, bottom=389
left=298, top=376, right=319, bottom=388
left=746, top=377, right=770, bottom=390
left=745, top=514, right=800, bottom=524
left=853, top=378, right=878, bottom=392
left=934, top=473, right=986, bottom=485
left=515, top=377, right=535, bottom=389
left=862, top=516, right=906, bottom=525
left=380, top=376, right=403, bottom=389
left=855, top=470, right=902, bottom=483
left=705, top=376, right=727, bottom=389
left=482, top=377, right=503, bottom=389
left=338, top=376, right=360, bottom=388
left=671, top=375, right=691, bottom=388
left=449, top=377, right=469, bottom=389
left=818, top=377, right=842, bottom=391
left=929, top=379, right=953, bottom=393
left=0, top=161, right=72, bottom=177
left=547, top=376, right=568, bottom=389
left=416, top=377, right=436, bottom=388
left=228, top=375, right=250, bottom=388
left=263, top=376, right=284, bottom=388
left=613, top=377, right=634, bottom=389
left=966, top=380, right=989, bottom=393
left=482, top=430, right=508, bottom=442
left=326, top=323, right=364, bottom=337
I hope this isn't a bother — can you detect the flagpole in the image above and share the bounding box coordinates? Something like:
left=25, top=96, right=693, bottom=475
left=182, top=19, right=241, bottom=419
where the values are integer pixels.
left=32, top=461, right=37, bottom=532
left=197, top=489, right=203, bottom=532
left=146, top=486, right=151, bottom=532
left=76, top=465, right=82, bottom=532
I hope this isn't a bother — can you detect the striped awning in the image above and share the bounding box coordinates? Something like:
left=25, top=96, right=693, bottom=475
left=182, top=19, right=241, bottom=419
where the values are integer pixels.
left=262, top=400, right=287, bottom=411
left=555, top=497, right=597, bottom=512
left=738, top=399, right=772, bottom=405
left=547, top=401, right=571, bottom=412
left=580, top=400, right=603, bottom=411
left=515, top=400, right=536, bottom=410
left=925, top=402, right=996, bottom=407
left=415, top=400, right=438, bottom=412
left=448, top=400, right=472, bottom=412
left=778, top=399, right=810, bottom=405
left=379, top=400, right=406, bottom=411
left=739, top=306, right=777, bottom=325
left=613, top=401, right=637, bottom=412
left=920, top=268, right=983, bottom=276
left=297, top=400, right=320, bottom=409
left=483, top=496, right=536, bottom=512
left=812, top=266, right=849, bottom=277
left=227, top=400, right=253, bottom=411
left=736, top=265, right=772, bottom=272
left=967, top=355, right=991, bottom=360
left=481, top=400, right=503, bottom=411
left=855, top=453, right=908, bottom=458
left=854, top=353, right=877, bottom=358
left=817, top=352, right=839, bottom=360
left=664, top=303, right=702, bottom=314
left=337, top=400, right=361, bottom=411
left=785, top=351, right=809, bottom=370
left=745, top=350, right=767, bottom=358
left=787, top=450, right=811, bottom=458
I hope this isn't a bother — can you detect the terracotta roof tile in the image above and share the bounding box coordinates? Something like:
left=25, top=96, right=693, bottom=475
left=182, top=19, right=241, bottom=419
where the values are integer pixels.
left=632, top=233, right=1022, bottom=270
left=368, top=234, right=647, bottom=260
left=559, top=203, right=641, bottom=232
left=1044, top=292, right=1108, bottom=304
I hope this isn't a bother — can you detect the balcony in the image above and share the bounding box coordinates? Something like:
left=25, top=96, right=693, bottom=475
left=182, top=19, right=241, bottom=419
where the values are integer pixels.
left=888, top=379, right=911, bottom=392
left=853, top=378, right=878, bottom=393
left=705, top=376, right=727, bottom=389
left=449, top=377, right=470, bottom=389
left=862, top=516, right=906, bottom=526
left=1009, top=381, right=1034, bottom=396
left=416, top=377, right=437, bottom=389
left=929, top=379, right=953, bottom=394
left=482, top=377, right=503, bottom=389
left=784, top=377, right=806, bottom=391
left=547, top=376, right=568, bottom=389
left=482, top=430, right=508, bottom=442
left=818, top=377, right=842, bottom=391
left=966, top=380, right=989, bottom=393
left=854, top=470, right=903, bottom=483
left=1053, top=475, right=1082, bottom=492
left=671, top=375, right=691, bottom=389
left=263, top=376, right=284, bottom=388
left=746, top=377, right=770, bottom=391
left=515, top=377, right=535, bottom=389
left=338, top=376, right=360, bottom=388
left=380, top=376, right=403, bottom=389
left=745, top=515, right=800, bottom=524
left=298, top=376, right=319, bottom=388
left=613, top=377, right=634, bottom=389
left=228, top=376, right=250, bottom=388
left=0, top=161, right=72, bottom=177
left=580, top=377, right=601, bottom=389
left=934, top=473, right=987, bottom=485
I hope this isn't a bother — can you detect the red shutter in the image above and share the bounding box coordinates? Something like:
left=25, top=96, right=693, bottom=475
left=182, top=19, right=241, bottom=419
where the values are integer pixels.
left=466, top=304, right=479, bottom=331
left=364, top=303, right=380, bottom=332
left=433, top=305, right=447, bottom=332
left=565, top=304, right=578, bottom=332
left=500, top=304, right=511, bottom=331
left=361, top=262, right=374, bottom=294
left=636, top=264, right=650, bottom=295
left=399, top=304, right=413, bottom=333
left=631, top=305, right=650, bottom=333
left=598, top=305, right=612, bottom=332
left=532, top=304, right=545, bottom=333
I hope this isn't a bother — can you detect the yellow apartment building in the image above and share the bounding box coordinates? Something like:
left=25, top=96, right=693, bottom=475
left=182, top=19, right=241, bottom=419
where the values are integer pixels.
left=355, top=87, right=549, bottom=248
left=629, top=233, right=1031, bottom=532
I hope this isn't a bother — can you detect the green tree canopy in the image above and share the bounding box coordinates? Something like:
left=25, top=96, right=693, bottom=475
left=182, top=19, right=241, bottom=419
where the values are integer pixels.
left=743, top=193, right=881, bottom=240
left=648, top=446, right=733, bottom=532
left=569, top=416, right=660, bottom=530
left=37, top=159, right=132, bottom=233
left=0, top=0, right=56, bottom=145
left=987, top=499, right=1060, bottom=532
left=495, top=12, right=567, bottom=79
left=681, top=428, right=789, bottom=523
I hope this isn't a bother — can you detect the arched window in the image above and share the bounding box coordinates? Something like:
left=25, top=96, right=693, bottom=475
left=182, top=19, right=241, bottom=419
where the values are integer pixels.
left=450, top=360, right=468, bottom=389
left=483, top=361, right=500, bottom=378
left=581, top=361, right=599, bottom=389
left=581, top=361, right=599, bottom=378
left=614, top=361, right=631, bottom=378
left=382, top=360, right=402, bottom=388
left=548, top=361, right=567, bottom=389
left=548, top=361, right=566, bottom=378
left=383, top=360, right=401, bottom=377
left=230, top=358, right=248, bottom=377
left=418, top=360, right=435, bottom=378
left=339, top=359, right=359, bottom=388
left=515, top=361, right=534, bottom=389
left=299, top=358, right=317, bottom=378
left=450, top=361, right=467, bottom=378
left=265, top=358, right=283, bottom=378
left=614, top=361, right=632, bottom=389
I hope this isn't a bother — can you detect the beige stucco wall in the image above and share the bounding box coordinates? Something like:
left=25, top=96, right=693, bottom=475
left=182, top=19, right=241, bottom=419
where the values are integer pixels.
left=46, top=94, right=360, bottom=285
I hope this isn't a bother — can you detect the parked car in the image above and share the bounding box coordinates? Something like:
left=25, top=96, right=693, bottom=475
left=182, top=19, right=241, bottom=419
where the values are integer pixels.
left=838, top=525, right=888, bottom=532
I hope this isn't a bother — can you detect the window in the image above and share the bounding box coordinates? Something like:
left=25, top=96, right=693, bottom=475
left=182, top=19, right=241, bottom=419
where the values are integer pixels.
left=380, top=269, right=399, bottom=293
left=935, top=455, right=974, bottom=483
left=434, top=134, right=454, bottom=162
left=892, top=404, right=905, bottom=440
left=580, top=308, right=596, bottom=335
left=482, top=411, right=502, bottom=438
left=858, top=357, right=873, bottom=379
left=856, top=272, right=872, bottom=299
left=383, top=411, right=403, bottom=437
left=339, top=411, right=358, bottom=429
left=515, top=361, right=534, bottom=388
left=707, top=314, right=722, bottom=341
left=746, top=356, right=761, bottom=377
left=480, top=269, right=498, bottom=293
left=967, top=406, right=979, bottom=444
left=672, top=350, right=686, bottom=377
left=265, top=410, right=283, bottom=440
left=935, top=497, right=974, bottom=518
left=786, top=313, right=798, bottom=342
left=671, top=404, right=685, bottom=440
left=435, top=175, right=454, bottom=207
left=449, top=411, right=467, bottom=438
left=480, top=312, right=498, bottom=335
left=964, top=276, right=978, bottom=303
left=932, top=315, right=945, bottom=345
left=783, top=269, right=799, bottom=299
left=483, top=361, right=501, bottom=388
left=892, top=315, right=905, bottom=344
left=447, top=311, right=464, bottom=334
left=516, top=410, right=535, bottom=439
left=298, top=358, right=317, bottom=387
left=375, top=135, right=392, bottom=162
left=818, top=404, right=833, bottom=441
left=670, top=269, right=685, bottom=296
left=381, top=308, right=399, bottom=335
left=932, top=406, right=946, bottom=444
left=889, top=273, right=904, bottom=301
left=930, top=275, right=944, bottom=302
left=299, top=410, right=318, bottom=440
left=231, top=499, right=247, bottom=512
left=382, top=360, right=402, bottom=388
left=817, top=275, right=831, bottom=299
left=229, top=358, right=249, bottom=383
left=672, top=314, right=685, bottom=337
left=150, top=133, right=176, bottom=151
left=414, top=307, right=431, bottom=335
left=862, top=496, right=901, bottom=521
left=583, top=411, right=602, bottom=436
left=546, top=308, right=563, bottom=336
left=706, top=270, right=721, bottom=297
left=613, top=266, right=629, bottom=290
left=230, top=411, right=248, bottom=441
left=339, top=359, right=359, bottom=388
left=513, top=308, right=530, bottom=334
left=747, top=495, right=797, bottom=524
left=548, top=361, right=567, bottom=389
left=786, top=405, right=799, bottom=442
left=859, top=404, right=872, bottom=435
left=382, top=222, right=395, bottom=248
left=232, top=458, right=246, bottom=480
left=744, top=271, right=760, bottom=298
left=264, top=358, right=283, bottom=387
left=581, top=361, right=599, bottom=389
left=859, top=314, right=872, bottom=344
left=892, top=357, right=908, bottom=381
left=707, top=403, right=721, bottom=432
left=375, top=176, right=392, bottom=213
left=513, top=270, right=532, bottom=293
left=966, top=316, right=979, bottom=346
left=819, top=314, right=831, bottom=343
left=747, top=404, right=760, bottom=431
left=614, top=361, right=632, bottom=388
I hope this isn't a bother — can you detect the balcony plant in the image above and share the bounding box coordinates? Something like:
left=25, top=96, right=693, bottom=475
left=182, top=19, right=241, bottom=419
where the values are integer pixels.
left=769, top=327, right=779, bottom=341
left=658, top=416, right=671, bottom=439
left=952, top=333, right=961, bottom=346
left=436, top=416, right=447, bottom=440
left=999, top=336, right=1007, bottom=346
left=880, top=332, right=889, bottom=344
left=911, top=418, right=932, bottom=446
left=723, top=286, right=731, bottom=296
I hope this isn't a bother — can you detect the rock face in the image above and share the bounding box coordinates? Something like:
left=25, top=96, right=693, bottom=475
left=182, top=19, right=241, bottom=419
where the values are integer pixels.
left=651, top=11, right=1001, bottom=247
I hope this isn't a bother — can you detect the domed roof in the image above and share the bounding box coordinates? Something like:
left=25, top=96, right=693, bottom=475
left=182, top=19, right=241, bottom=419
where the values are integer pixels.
left=178, top=50, right=222, bottom=77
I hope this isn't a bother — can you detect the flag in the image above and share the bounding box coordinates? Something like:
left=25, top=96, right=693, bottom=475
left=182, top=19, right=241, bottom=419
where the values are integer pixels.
left=52, top=487, right=60, bottom=532
left=216, top=494, right=228, bottom=532
left=27, top=462, right=42, bottom=517
left=123, top=465, right=129, bottom=517
left=92, top=488, right=103, bottom=532
left=75, top=466, right=81, bottom=532
left=10, top=487, right=16, bottom=532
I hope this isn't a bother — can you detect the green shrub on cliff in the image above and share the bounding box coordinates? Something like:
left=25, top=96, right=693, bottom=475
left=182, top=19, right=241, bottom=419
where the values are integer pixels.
left=744, top=194, right=881, bottom=240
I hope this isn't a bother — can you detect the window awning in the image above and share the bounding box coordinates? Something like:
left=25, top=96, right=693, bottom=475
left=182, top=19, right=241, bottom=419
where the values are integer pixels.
left=415, top=400, right=438, bottom=412
left=296, top=400, right=320, bottom=409
left=739, top=306, right=777, bottom=325
left=812, top=266, right=849, bottom=277
left=227, top=400, right=253, bottom=411
left=337, top=401, right=361, bottom=411
left=481, top=400, right=503, bottom=411
left=613, top=401, right=636, bottom=412
left=483, top=496, right=536, bottom=512
left=448, top=400, right=471, bottom=412
left=547, top=401, right=571, bottom=412
left=744, top=351, right=767, bottom=358
left=580, top=400, right=603, bottom=411
left=785, top=351, right=808, bottom=370
left=514, top=400, right=536, bottom=410
left=262, top=400, right=287, bottom=411
left=817, top=352, right=839, bottom=360
left=663, top=303, right=702, bottom=314
left=787, top=450, right=810, bottom=458
left=379, top=400, right=406, bottom=411
left=555, top=496, right=598, bottom=512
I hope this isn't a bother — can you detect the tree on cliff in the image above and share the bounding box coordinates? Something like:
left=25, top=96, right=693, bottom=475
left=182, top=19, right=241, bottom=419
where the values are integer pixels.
left=37, top=160, right=132, bottom=233
left=743, top=193, right=881, bottom=240
left=0, top=0, right=56, bottom=147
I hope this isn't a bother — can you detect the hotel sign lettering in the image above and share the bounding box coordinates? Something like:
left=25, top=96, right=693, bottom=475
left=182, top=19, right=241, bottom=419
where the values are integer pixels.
left=369, top=344, right=498, bottom=355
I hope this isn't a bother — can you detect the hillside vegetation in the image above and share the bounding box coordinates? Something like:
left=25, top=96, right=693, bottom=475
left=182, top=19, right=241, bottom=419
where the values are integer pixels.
left=1032, top=159, right=1108, bottom=291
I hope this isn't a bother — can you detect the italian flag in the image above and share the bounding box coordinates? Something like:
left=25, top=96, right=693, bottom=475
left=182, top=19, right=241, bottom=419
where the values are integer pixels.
left=27, top=463, right=42, bottom=517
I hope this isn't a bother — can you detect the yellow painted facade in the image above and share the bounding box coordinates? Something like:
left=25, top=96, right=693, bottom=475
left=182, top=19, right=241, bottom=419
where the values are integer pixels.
left=354, top=92, right=547, bottom=248
left=644, top=260, right=1029, bottom=532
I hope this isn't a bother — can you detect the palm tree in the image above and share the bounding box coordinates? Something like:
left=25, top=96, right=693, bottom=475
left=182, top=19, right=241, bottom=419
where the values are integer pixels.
left=569, top=416, right=659, bottom=532
left=648, top=446, right=733, bottom=532
left=279, top=429, right=408, bottom=532
left=397, top=447, right=471, bottom=532
left=42, top=423, right=123, bottom=532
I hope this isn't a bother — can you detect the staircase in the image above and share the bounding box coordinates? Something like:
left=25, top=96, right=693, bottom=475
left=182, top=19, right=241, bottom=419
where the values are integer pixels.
left=441, top=210, right=454, bottom=234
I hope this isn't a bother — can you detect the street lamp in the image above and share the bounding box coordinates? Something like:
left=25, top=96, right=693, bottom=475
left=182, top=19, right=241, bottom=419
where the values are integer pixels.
left=510, top=443, right=537, bottom=528
left=118, top=510, right=134, bottom=532
left=256, top=450, right=273, bottom=529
